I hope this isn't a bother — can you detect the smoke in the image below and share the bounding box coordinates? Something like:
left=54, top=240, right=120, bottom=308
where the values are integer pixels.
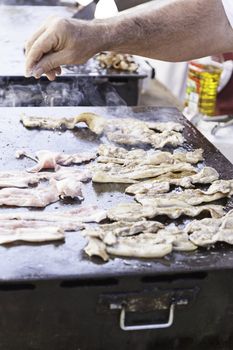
left=0, top=76, right=127, bottom=107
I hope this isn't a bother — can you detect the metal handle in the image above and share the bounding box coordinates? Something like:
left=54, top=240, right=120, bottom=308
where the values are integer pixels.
left=119, top=303, right=175, bottom=331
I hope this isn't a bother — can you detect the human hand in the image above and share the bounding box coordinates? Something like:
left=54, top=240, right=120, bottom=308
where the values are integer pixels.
left=25, top=16, right=103, bottom=81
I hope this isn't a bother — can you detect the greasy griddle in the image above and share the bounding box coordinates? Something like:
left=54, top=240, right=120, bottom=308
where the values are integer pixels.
left=0, top=106, right=233, bottom=282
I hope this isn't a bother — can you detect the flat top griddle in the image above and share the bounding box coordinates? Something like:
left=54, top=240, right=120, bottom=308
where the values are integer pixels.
left=0, top=106, right=233, bottom=283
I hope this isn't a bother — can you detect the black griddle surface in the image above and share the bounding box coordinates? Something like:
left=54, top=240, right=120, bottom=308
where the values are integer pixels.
left=0, top=106, right=233, bottom=282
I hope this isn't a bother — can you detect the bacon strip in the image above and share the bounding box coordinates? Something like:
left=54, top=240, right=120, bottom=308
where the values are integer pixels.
left=16, top=149, right=96, bottom=172
left=0, top=227, right=64, bottom=245
left=21, top=113, right=185, bottom=149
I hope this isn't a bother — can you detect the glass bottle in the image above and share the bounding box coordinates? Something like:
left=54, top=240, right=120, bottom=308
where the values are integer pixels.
left=185, top=56, right=223, bottom=117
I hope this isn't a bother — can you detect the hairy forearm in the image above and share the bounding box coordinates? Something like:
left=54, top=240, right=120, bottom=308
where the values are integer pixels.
left=98, top=0, right=233, bottom=61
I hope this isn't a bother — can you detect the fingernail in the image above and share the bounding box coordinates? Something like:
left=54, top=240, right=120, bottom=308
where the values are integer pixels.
left=25, top=69, right=33, bottom=78
left=33, top=67, right=44, bottom=78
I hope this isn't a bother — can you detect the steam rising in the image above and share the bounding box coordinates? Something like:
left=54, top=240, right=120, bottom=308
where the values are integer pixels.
left=0, top=77, right=127, bottom=107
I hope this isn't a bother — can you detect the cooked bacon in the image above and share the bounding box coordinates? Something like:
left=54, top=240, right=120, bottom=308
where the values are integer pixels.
left=126, top=167, right=219, bottom=195
left=106, top=236, right=173, bottom=259
left=21, top=113, right=184, bottom=149
left=16, top=149, right=96, bottom=172
left=97, top=144, right=203, bottom=166
left=135, top=179, right=233, bottom=207
left=83, top=220, right=198, bottom=261
left=0, top=227, right=64, bottom=245
left=96, top=52, right=139, bottom=72
left=85, top=237, right=109, bottom=261
left=92, top=162, right=196, bottom=183
left=20, top=114, right=78, bottom=130
left=107, top=202, right=224, bottom=221
left=186, top=209, right=233, bottom=247
left=145, top=121, right=184, bottom=132
left=0, top=206, right=106, bottom=223
left=83, top=220, right=164, bottom=245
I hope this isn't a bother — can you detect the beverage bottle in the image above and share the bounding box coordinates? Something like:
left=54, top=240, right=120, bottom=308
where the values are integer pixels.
left=185, top=56, right=223, bottom=117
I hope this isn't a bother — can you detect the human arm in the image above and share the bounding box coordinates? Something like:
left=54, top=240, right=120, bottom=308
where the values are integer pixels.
left=25, top=0, right=233, bottom=80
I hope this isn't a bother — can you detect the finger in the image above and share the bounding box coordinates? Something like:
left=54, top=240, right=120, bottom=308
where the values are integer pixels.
left=46, top=67, right=61, bottom=81
left=33, top=67, right=61, bottom=81
left=26, top=30, right=59, bottom=77
left=25, top=15, right=59, bottom=56
left=45, top=70, right=57, bottom=81
left=54, top=66, right=62, bottom=75
left=25, top=24, right=47, bottom=57
left=33, top=52, right=65, bottom=78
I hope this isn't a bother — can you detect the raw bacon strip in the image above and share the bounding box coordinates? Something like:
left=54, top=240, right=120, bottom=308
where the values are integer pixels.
left=0, top=206, right=106, bottom=223
left=51, top=178, right=83, bottom=199
left=53, top=168, right=92, bottom=183
left=16, top=149, right=96, bottom=172
left=0, top=227, right=64, bottom=245
left=0, top=166, right=92, bottom=189
left=0, top=173, right=40, bottom=188
left=0, top=178, right=83, bottom=208
left=0, top=220, right=84, bottom=231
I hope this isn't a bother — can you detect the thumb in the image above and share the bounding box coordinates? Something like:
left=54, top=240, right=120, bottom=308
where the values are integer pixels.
left=33, top=51, right=65, bottom=79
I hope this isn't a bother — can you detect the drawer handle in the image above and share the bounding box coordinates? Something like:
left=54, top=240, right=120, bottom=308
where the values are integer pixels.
left=119, top=303, right=175, bottom=331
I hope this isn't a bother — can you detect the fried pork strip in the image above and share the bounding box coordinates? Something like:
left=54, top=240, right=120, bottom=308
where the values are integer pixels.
left=92, top=162, right=196, bottom=183
left=0, top=219, right=84, bottom=232
left=83, top=220, right=164, bottom=245
left=106, top=128, right=184, bottom=148
left=16, top=149, right=96, bottom=172
left=97, top=144, right=203, bottom=166
left=106, top=237, right=173, bottom=259
left=0, top=171, right=43, bottom=188
left=0, top=178, right=83, bottom=208
left=0, top=167, right=91, bottom=189
left=21, top=113, right=184, bottom=148
left=186, top=210, right=233, bottom=247
left=125, top=167, right=219, bottom=195
left=136, top=179, right=233, bottom=207
left=0, top=227, right=64, bottom=245
left=145, top=121, right=184, bottom=132
left=0, top=206, right=106, bottom=223
left=107, top=202, right=224, bottom=221
left=83, top=222, right=197, bottom=261
left=96, top=52, right=139, bottom=72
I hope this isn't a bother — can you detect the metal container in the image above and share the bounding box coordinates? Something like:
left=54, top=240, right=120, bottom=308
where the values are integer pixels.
left=0, top=60, right=148, bottom=107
